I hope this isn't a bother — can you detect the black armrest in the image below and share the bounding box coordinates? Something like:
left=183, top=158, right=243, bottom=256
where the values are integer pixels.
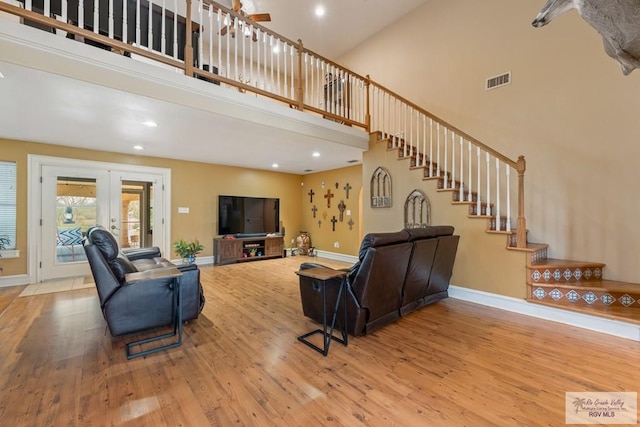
left=123, top=246, right=162, bottom=261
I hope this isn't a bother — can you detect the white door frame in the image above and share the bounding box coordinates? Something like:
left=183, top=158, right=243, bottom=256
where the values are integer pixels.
left=28, top=155, right=172, bottom=283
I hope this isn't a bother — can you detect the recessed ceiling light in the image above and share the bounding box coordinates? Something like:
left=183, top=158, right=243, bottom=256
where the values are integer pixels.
left=133, top=145, right=144, bottom=150
left=315, top=6, right=325, bottom=17
left=312, top=152, right=320, bottom=157
left=142, top=120, right=158, bottom=127
left=272, top=163, right=279, bottom=168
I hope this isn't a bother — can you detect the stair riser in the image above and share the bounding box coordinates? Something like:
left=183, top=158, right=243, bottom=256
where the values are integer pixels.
left=528, top=267, right=603, bottom=284
left=529, top=286, right=640, bottom=310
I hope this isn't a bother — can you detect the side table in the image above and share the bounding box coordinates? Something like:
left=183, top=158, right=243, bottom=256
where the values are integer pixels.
left=295, top=267, right=349, bottom=356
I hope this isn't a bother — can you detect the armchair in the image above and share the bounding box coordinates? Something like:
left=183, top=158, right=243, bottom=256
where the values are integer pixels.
left=84, top=225, right=205, bottom=358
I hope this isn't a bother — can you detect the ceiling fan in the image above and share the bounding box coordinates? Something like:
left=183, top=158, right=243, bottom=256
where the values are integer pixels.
left=220, top=0, right=272, bottom=40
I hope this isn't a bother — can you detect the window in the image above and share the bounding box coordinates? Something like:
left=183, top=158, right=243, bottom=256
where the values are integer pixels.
left=0, top=161, right=17, bottom=249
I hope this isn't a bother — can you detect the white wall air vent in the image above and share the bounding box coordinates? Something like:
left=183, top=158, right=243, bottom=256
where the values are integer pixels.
left=485, top=71, right=511, bottom=90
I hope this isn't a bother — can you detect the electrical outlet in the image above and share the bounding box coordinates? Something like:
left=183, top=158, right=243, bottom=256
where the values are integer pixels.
left=334, top=241, right=340, bottom=248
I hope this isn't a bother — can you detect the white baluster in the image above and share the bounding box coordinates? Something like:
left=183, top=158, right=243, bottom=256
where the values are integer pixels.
left=290, top=45, right=294, bottom=101
left=148, top=0, right=153, bottom=49
left=122, top=0, right=128, bottom=44
left=476, top=146, right=481, bottom=216
left=250, top=24, right=254, bottom=86
left=276, top=40, right=281, bottom=95
left=225, top=15, right=230, bottom=78
left=467, top=140, right=472, bottom=202
left=208, top=8, right=213, bottom=70
left=234, top=18, right=238, bottom=81
left=197, top=0, right=202, bottom=66
left=429, top=119, right=433, bottom=177
left=79, top=0, right=85, bottom=30
left=459, top=136, right=464, bottom=202
left=451, top=131, right=456, bottom=190
left=403, top=105, right=408, bottom=157
left=159, top=0, right=165, bottom=54
left=255, top=27, right=260, bottom=89
left=135, top=0, right=140, bottom=46
left=26, top=0, right=32, bottom=12
left=108, top=0, right=113, bottom=39
left=443, top=127, right=448, bottom=188
left=506, top=167, right=511, bottom=232
left=172, top=0, right=178, bottom=57
left=486, top=152, right=491, bottom=217
left=93, top=0, right=98, bottom=34
left=44, top=0, right=50, bottom=20
left=62, top=0, right=67, bottom=30
left=422, top=115, right=427, bottom=166
left=495, top=158, right=501, bottom=231
left=436, top=123, right=441, bottom=178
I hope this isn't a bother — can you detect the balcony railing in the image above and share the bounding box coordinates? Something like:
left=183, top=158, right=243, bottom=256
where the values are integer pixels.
left=0, top=0, right=528, bottom=247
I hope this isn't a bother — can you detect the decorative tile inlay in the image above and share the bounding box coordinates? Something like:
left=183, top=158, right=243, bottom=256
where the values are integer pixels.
left=584, top=269, right=592, bottom=279
left=583, top=292, right=597, bottom=304
left=553, top=269, right=562, bottom=281
left=566, top=290, right=580, bottom=302
left=573, top=269, right=582, bottom=280
left=550, top=288, right=563, bottom=301
left=620, top=294, right=636, bottom=307
left=543, top=270, right=552, bottom=281
left=563, top=269, right=573, bottom=281
left=594, top=268, right=602, bottom=279
left=601, top=293, right=615, bottom=305
left=532, top=270, right=541, bottom=282
left=533, top=288, right=546, bottom=300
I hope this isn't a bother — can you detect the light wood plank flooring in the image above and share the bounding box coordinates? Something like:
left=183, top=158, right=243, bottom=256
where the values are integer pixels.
left=1, top=256, right=639, bottom=426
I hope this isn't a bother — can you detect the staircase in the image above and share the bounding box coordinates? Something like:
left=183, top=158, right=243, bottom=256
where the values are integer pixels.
left=374, top=131, right=640, bottom=325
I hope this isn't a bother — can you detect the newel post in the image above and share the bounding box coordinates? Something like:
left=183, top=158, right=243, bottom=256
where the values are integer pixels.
left=516, top=155, right=527, bottom=248
left=365, top=75, right=371, bottom=132
left=296, top=39, right=304, bottom=111
left=184, top=0, right=194, bottom=77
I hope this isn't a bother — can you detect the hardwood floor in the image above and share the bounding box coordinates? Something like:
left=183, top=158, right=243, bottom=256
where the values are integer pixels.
left=1, top=256, right=639, bottom=426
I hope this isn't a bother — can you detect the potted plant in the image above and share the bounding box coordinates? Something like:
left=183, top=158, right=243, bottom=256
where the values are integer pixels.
left=173, top=239, right=204, bottom=264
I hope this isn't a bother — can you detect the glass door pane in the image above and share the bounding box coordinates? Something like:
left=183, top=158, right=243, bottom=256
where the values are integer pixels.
left=55, top=177, right=97, bottom=264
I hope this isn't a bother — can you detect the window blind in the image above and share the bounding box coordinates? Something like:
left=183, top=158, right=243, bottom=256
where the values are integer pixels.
left=0, top=161, right=17, bottom=249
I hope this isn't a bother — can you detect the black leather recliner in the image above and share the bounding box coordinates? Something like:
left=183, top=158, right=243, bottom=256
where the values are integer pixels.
left=83, top=226, right=205, bottom=337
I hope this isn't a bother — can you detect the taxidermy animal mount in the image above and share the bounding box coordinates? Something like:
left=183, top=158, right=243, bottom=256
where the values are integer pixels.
left=532, top=0, right=640, bottom=75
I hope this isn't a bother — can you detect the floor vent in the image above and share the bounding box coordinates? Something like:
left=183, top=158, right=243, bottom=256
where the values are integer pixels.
left=485, top=72, right=511, bottom=90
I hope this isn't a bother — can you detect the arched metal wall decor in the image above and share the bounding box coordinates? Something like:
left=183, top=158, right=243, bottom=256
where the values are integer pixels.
left=370, top=167, right=392, bottom=208
left=404, top=189, right=430, bottom=228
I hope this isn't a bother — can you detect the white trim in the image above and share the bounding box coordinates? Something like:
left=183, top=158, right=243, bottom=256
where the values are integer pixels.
left=449, top=285, right=640, bottom=342
left=314, top=250, right=358, bottom=264
left=0, top=249, right=19, bottom=258
left=0, top=274, right=30, bottom=288
left=28, top=155, right=172, bottom=283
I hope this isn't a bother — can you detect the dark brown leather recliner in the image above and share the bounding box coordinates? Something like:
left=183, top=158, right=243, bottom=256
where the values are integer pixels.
left=298, top=227, right=459, bottom=336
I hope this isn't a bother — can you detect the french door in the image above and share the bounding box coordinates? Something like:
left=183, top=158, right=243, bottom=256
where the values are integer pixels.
left=32, top=156, right=170, bottom=282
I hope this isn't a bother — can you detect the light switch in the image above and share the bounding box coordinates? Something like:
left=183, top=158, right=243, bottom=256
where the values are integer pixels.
left=346, top=210, right=351, bottom=216
left=178, top=207, right=189, bottom=214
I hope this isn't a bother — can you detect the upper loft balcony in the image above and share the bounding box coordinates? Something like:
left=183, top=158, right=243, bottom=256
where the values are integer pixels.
left=0, top=0, right=370, bottom=174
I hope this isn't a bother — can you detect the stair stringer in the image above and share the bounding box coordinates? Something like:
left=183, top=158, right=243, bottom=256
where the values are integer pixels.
left=363, top=132, right=528, bottom=299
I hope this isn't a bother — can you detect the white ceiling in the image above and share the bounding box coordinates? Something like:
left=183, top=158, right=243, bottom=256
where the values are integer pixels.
left=0, top=0, right=427, bottom=174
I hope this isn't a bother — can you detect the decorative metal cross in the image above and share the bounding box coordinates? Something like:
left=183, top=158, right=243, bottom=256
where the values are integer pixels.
left=335, top=182, right=339, bottom=189
left=344, top=182, right=352, bottom=199
left=308, top=189, right=315, bottom=203
left=348, top=218, right=355, bottom=230
left=311, top=205, right=318, bottom=218
left=324, top=189, right=334, bottom=208
left=331, top=215, right=338, bottom=231
left=338, top=200, right=346, bottom=222
left=318, top=220, right=322, bottom=228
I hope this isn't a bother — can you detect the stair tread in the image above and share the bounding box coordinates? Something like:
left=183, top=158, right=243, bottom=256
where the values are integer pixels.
left=527, top=299, right=640, bottom=325
left=530, top=258, right=606, bottom=268
left=531, top=279, right=640, bottom=293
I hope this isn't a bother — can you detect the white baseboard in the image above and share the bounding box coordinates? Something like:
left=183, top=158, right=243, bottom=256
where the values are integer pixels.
left=449, top=285, right=640, bottom=342
left=0, top=274, right=31, bottom=288
left=314, top=250, right=358, bottom=264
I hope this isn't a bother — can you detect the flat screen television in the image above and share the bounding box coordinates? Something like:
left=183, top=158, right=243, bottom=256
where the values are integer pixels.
left=218, top=195, right=280, bottom=236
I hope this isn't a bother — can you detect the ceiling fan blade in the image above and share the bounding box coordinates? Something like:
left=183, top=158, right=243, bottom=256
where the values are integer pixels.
left=231, top=0, right=242, bottom=12
left=248, top=13, right=271, bottom=22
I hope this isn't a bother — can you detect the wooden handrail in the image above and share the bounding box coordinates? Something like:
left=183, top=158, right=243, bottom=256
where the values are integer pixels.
left=369, top=79, right=518, bottom=168
left=1, top=0, right=527, bottom=246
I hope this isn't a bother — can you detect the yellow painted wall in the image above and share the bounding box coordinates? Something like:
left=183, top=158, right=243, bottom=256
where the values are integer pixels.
left=0, top=138, right=304, bottom=276
left=363, top=137, right=526, bottom=298
left=299, top=165, right=363, bottom=256
left=341, top=0, right=640, bottom=284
